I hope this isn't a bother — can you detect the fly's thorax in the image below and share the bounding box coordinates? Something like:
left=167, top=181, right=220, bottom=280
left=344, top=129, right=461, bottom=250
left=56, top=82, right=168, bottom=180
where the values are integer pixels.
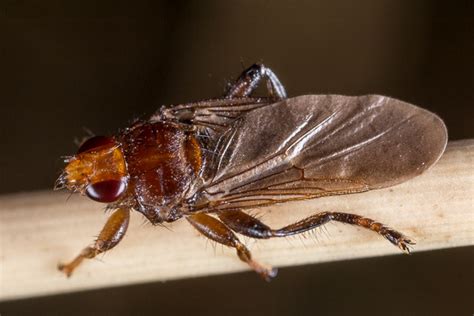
left=121, top=121, right=202, bottom=218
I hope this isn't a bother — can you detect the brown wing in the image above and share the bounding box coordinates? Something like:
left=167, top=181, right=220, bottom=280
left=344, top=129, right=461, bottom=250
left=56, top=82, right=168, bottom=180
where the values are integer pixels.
left=191, top=95, right=447, bottom=211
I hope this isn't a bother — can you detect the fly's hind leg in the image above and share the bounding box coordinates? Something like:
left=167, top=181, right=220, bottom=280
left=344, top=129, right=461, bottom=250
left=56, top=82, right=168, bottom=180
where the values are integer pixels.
left=225, top=63, right=287, bottom=99
left=218, top=210, right=415, bottom=253
left=58, top=208, right=130, bottom=277
left=186, top=213, right=277, bottom=281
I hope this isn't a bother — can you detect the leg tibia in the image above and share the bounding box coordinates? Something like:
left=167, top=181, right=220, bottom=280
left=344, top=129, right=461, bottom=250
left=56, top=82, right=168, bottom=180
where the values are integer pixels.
left=187, top=213, right=277, bottom=281
left=58, top=208, right=130, bottom=277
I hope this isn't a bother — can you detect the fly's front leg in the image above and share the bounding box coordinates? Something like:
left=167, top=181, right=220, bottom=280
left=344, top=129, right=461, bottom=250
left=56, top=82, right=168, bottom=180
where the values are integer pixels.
left=225, top=63, right=287, bottom=99
left=218, top=210, right=415, bottom=253
left=186, top=213, right=277, bottom=281
left=58, top=208, right=130, bottom=277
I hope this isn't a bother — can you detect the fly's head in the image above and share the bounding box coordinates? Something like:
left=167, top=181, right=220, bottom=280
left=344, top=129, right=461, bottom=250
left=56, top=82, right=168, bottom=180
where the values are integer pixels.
left=55, top=136, right=129, bottom=203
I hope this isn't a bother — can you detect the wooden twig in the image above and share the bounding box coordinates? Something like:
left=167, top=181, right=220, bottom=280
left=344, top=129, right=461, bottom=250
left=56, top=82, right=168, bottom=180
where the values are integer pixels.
left=0, top=140, right=472, bottom=301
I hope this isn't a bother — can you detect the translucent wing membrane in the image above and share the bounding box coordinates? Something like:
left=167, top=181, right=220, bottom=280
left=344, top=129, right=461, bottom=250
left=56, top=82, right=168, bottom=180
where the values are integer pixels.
left=192, top=95, right=447, bottom=211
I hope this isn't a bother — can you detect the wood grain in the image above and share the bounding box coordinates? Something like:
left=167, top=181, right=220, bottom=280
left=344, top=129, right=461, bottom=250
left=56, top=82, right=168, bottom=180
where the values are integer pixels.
left=0, top=140, right=472, bottom=301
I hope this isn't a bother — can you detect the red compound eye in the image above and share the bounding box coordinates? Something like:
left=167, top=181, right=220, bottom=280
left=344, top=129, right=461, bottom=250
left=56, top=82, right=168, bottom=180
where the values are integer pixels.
left=77, top=136, right=116, bottom=154
left=85, top=179, right=127, bottom=203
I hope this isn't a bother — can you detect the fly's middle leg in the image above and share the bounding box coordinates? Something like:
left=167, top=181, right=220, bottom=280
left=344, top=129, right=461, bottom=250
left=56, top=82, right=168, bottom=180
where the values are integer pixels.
left=186, top=213, right=277, bottom=281
left=218, top=210, right=415, bottom=253
left=225, top=64, right=287, bottom=99
left=58, top=208, right=130, bottom=277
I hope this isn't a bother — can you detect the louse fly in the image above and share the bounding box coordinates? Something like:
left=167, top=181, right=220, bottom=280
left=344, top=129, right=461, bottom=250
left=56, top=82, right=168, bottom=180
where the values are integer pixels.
left=55, top=64, right=447, bottom=280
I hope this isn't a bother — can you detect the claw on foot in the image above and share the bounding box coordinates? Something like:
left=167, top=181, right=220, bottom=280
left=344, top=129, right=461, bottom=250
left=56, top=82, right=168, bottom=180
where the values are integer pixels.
left=259, top=267, right=278, bottom=282
left=57, top=254, right=86, bottom=277
left=248, top=260, right=278, bottom=281
left=398, top=237, right=416, bottom=254
left=58, top=262, right=74, bottom=277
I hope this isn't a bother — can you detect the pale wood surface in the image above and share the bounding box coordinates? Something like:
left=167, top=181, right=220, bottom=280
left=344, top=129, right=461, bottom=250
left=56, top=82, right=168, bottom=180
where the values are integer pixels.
left=0, top=140, right=473, bottom=301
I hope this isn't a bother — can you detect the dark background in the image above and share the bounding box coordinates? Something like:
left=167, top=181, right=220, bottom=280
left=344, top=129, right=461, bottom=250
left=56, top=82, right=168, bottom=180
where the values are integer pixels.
left=1, top=1, right=473, bottom=315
